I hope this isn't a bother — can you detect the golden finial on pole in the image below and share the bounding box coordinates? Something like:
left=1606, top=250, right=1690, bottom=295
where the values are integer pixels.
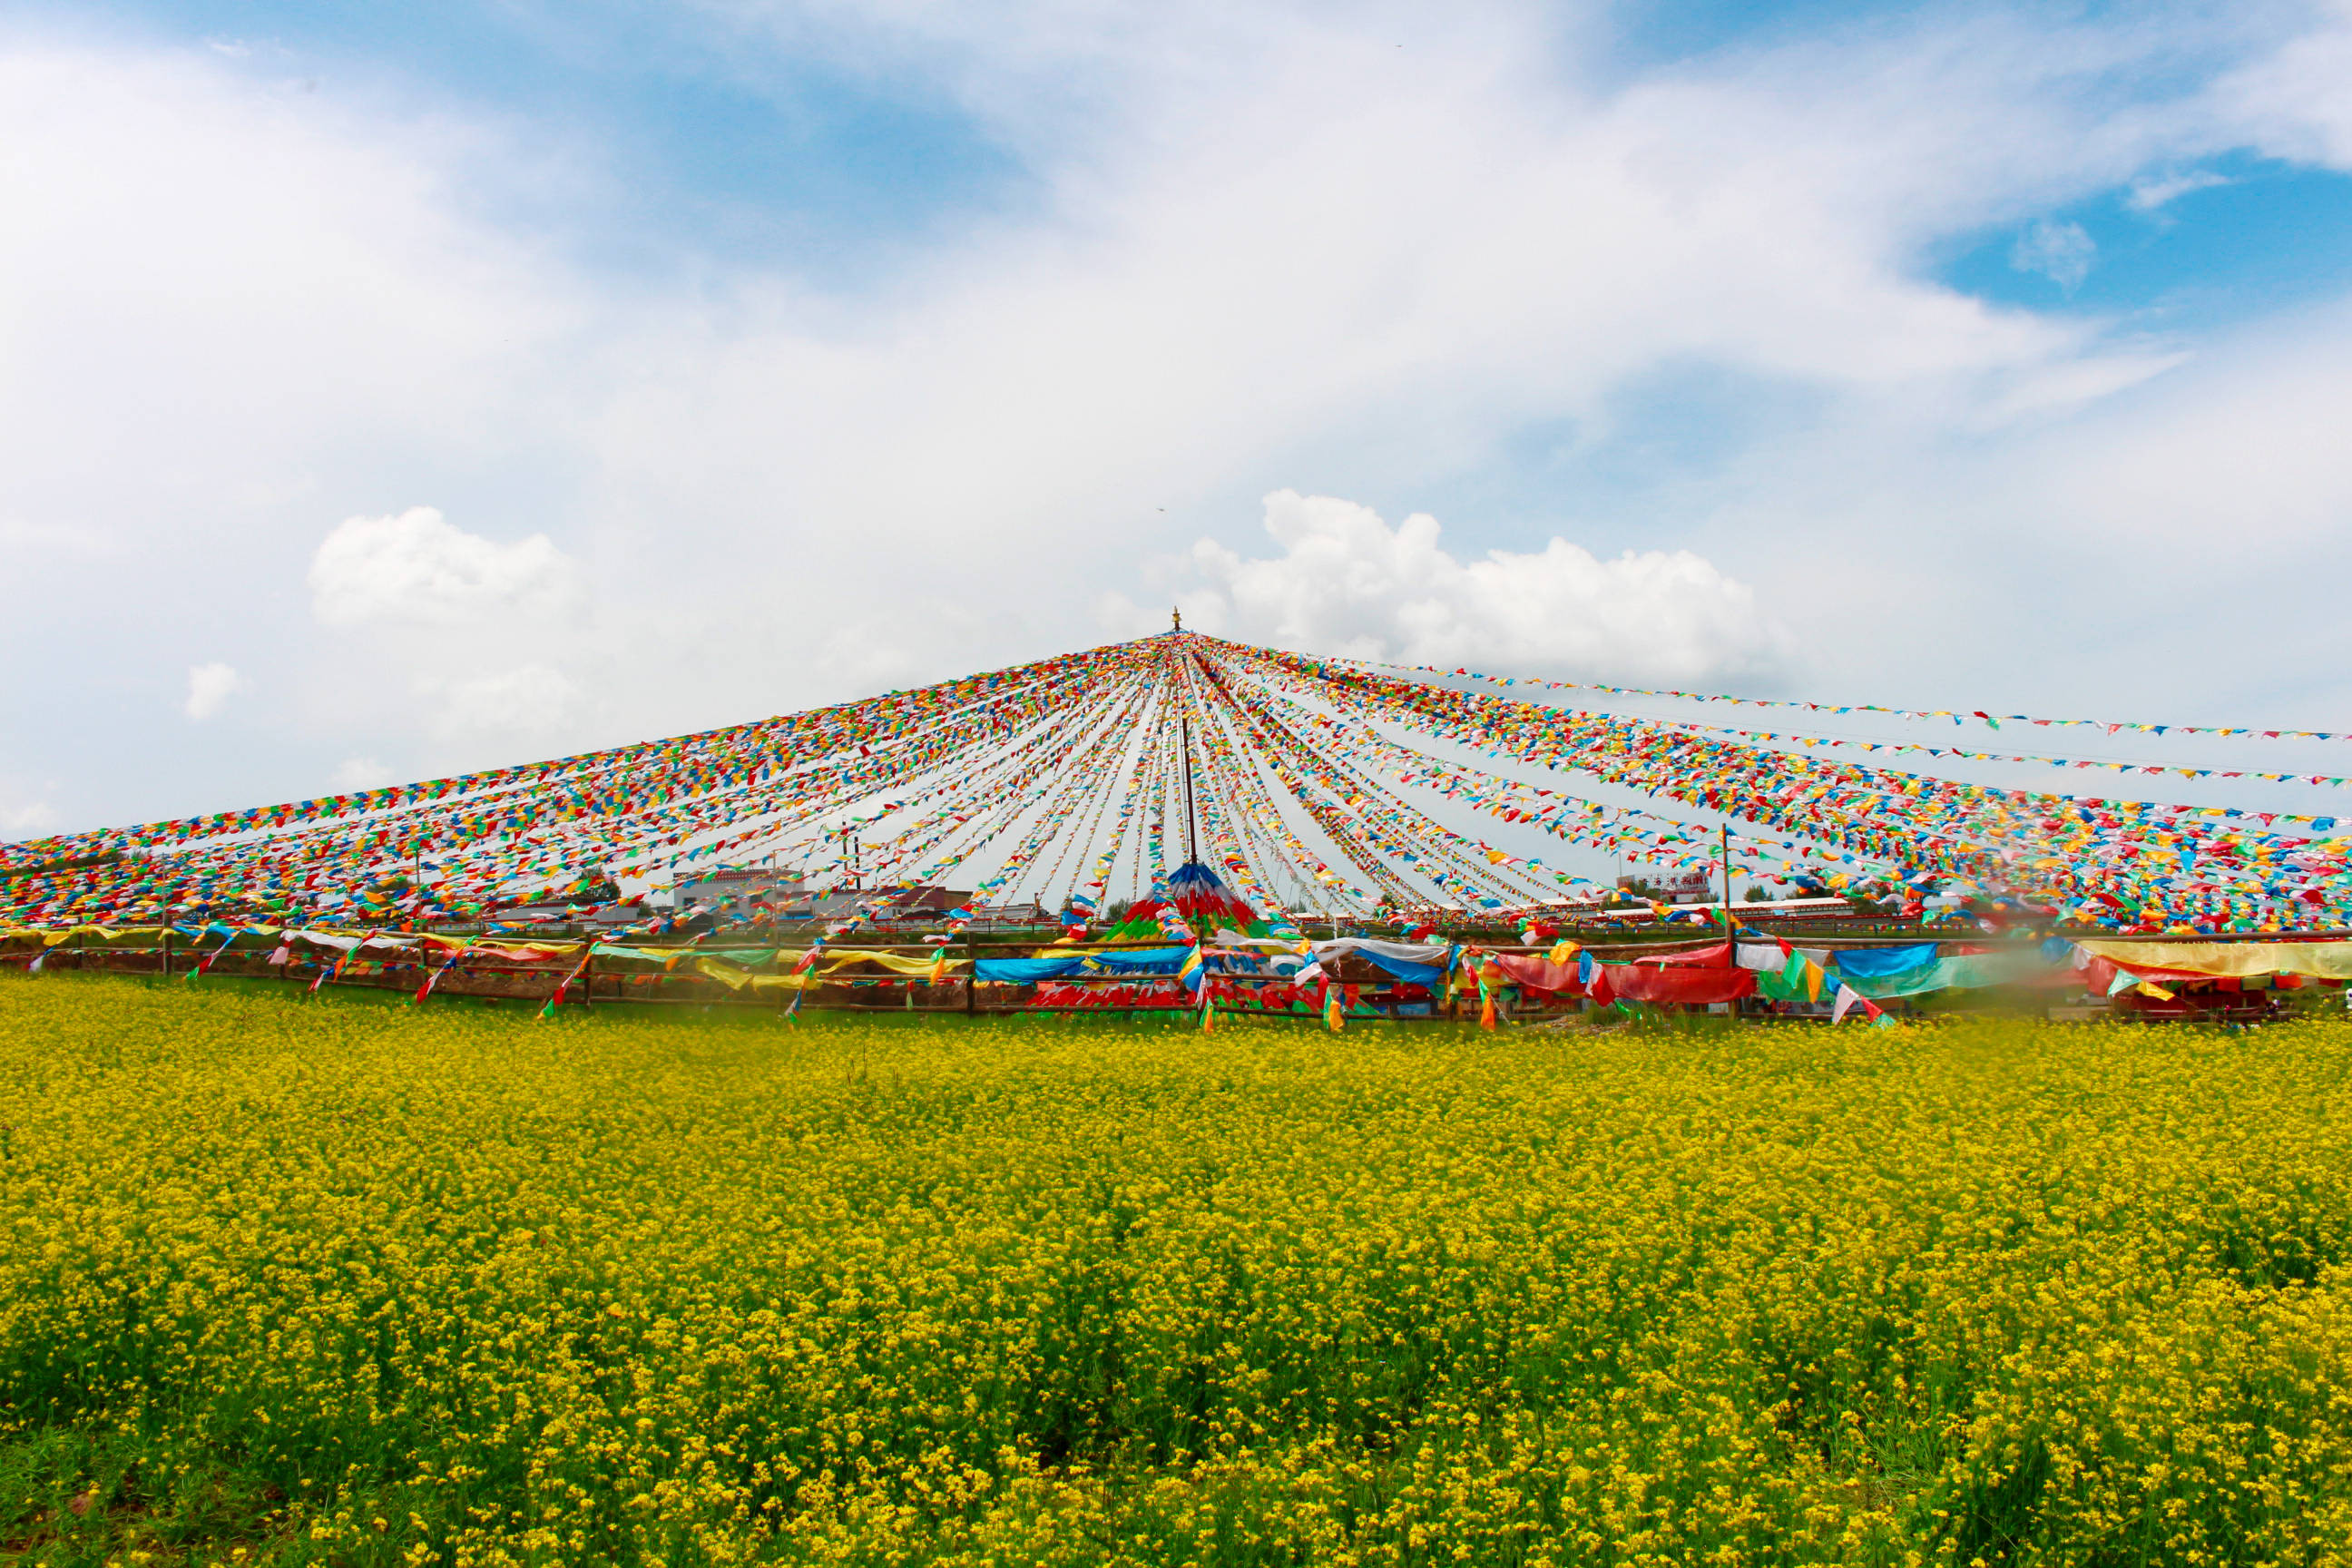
left=1171, top=605, right=1182, bottom=632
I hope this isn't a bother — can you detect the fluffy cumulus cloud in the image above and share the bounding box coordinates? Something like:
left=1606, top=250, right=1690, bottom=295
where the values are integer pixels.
left=183, top=662, right=244, bottom=720
left=1140, top=492, right=1784, bottom=684
left=309, top=508, right=581, bottom=628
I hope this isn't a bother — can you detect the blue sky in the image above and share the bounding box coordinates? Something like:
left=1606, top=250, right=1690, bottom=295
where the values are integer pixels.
left=6, top=0, right=2352, bottom=838
left=1940, top=152, right=2352, bottom=327
left=73, top=1, right=2352, bottom=316
left=63, top=0, right=1037, bottom=279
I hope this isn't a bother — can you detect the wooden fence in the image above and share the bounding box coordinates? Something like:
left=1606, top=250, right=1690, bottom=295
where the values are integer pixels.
left=6, top=926, right=2344, bottom=1024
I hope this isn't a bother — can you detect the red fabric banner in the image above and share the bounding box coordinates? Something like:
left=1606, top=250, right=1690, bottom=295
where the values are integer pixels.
left=1490, top=955, right=1585, bottom=994
left=1591, top=945, right=1757, bottom=1005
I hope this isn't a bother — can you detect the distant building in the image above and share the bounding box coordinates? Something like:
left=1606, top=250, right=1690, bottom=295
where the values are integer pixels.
left=652, top=872, right=985, bottom=927
left=1620, top=869, right=1719, bottom=906
left=671, top=868, right=808, bottom=916
left=483, top=895, right=647, bottom=929
left=970, top=897, right=1054, bottom=926
left=784, top=890, right=877, bottom=922
left=774, top=885, right=975, bottom=924
left=875, top=885, right=973, bottom=918
left=1590, top=896, right=1855, bottom=924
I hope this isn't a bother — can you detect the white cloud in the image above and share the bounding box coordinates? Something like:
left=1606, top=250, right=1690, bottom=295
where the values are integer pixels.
left=0, top=791, right=60, bottom=840
left=1967, top=346, right=2190, bottom=428
left=420, top=663, right=586, bottom=744
left=2010, top=220, right=2096, bottom=290
left=2212, top=8, right=2352, bottom=170
left=1128, top=490, right=1786, bottom=684
left=0, top=44, right=576, bottom=568
left=2003, top=295, right=2352, bottom=554
left=2125, top=168, right=2230, bottom=211
left=183, top=661, right=244, bottom=720
left=309, top=507, right=581, bottom=627
left=329, top=756, right=394, bottom=791
left=13, top=6, right=2352, bottom=828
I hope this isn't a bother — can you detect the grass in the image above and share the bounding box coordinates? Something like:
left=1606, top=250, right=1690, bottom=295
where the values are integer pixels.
left=4, top=975, right=2351, bottom=1565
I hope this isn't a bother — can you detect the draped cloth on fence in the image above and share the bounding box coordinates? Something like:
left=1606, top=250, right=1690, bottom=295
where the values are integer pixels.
left=416, top=935, right=584, bottom=962
left=1598, top=963, right=1756, bottom=1005
left=1489, top=954, right=1583, bottom=993
left=2, top=926, right=177, bottom=948
left=674, top=948, right=974, bottom=990
left=1835, top=952, right=2044, bottom=998
left=0, top=926, right=593, bottom=962
left=821, top=951, right=971, bottom=975
left=1298, top=939, right=1457, bottom=986
left=1588, top=942, right=1758, bottom=1004
left=2074, top=940, right=2352, bottom=980
left=1731, top=940, right=2052, bottom=999
left=1822, top=943, right=1943, bottom=977
left=592, top=945, right=776, bottom=966
left=975, top=946, right=1193, bottom=982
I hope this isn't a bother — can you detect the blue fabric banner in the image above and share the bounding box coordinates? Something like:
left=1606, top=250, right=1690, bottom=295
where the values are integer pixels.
left=1827, top=944, right=1943, bottom=978
left=975, top=946, right=1195, bottom=982
left=1083, top=946, right=1195, bottom=975
left=975, top=957, right=1085, bottom=982
left=1352, top=950, right=1446, bottom=985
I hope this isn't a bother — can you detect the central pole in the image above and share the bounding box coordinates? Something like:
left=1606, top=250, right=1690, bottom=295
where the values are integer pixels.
left=1181, top=712, right=1200, bottom=866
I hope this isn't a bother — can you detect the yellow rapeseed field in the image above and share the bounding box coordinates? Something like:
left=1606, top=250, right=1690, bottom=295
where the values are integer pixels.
left=5, top=976, right=2352, bottom=1567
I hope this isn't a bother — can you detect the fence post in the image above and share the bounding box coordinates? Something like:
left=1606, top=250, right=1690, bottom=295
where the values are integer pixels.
left=965, top=937, right=977, bottom=1016
left=160, top=924, right=172, bottom=982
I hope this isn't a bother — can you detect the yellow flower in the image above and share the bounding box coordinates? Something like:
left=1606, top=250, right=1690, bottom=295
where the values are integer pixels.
left=5, top=975, right=2352, bottom=1563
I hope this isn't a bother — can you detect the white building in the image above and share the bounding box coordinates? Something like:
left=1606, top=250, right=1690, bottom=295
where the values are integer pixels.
left=672, top=868, right=809, bottom=916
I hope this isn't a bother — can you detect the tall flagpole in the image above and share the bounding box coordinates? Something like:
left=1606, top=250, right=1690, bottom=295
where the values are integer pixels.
left=1172, top=608, right=1200, bottom=867
left=1720, top=821, right=1732, bottom=931
left=1181, top=713, right=1199, bottom=867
